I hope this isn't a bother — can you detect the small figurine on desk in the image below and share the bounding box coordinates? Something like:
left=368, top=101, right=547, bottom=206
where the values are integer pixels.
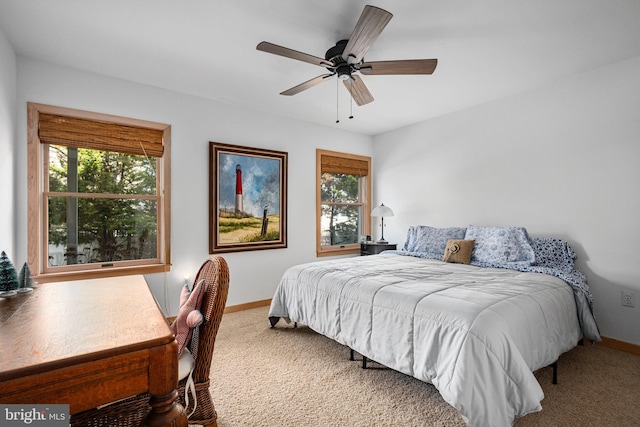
left=0, top=251, right=19, bottom=297
left=17, top=262, right=34, bottom=293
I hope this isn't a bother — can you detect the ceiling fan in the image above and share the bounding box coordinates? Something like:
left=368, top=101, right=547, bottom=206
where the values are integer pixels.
left=256, top=5, right=437, bottom=107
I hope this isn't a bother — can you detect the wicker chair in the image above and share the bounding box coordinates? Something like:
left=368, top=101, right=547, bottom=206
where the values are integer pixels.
left=70, top=256, right=230, bottom=427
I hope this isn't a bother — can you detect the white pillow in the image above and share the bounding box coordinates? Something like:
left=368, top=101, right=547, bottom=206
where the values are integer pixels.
left=178, top=348, right=195, bottom=381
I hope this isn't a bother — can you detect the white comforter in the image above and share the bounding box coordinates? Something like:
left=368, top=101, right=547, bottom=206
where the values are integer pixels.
left=269, top=253, right=581, bottom=427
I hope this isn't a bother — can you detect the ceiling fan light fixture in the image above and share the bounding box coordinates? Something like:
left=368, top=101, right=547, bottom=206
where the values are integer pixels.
left=337, top=64, right=351, bottom=80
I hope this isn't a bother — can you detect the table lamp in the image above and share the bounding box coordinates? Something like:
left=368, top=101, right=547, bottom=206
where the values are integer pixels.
left=371, top=203, right=394, bottom=244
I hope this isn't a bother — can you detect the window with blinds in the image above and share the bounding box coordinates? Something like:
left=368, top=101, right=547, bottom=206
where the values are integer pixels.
left=316, top=149, right=371, bottom=256
left=27, top=103, right=171, bottom=280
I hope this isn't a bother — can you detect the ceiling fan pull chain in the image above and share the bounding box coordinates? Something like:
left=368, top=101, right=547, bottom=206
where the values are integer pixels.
left=349, top=80, right=354, bottom=119
left=336, top=77, right=340, bottom=123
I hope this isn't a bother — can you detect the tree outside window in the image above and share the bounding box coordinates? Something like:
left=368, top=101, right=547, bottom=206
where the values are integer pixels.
left=47, top=145, right=158, bottom=266
left=320, top=173, right=361, bottom=247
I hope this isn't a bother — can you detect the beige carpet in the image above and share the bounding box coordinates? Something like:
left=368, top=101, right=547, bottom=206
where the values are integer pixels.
left=207, top=306, right=640, bottom=427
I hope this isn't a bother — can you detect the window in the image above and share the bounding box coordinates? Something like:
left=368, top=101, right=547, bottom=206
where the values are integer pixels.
left=316, top=149, right=371, bottom=257
left=27, top=103, right=171, bottom=281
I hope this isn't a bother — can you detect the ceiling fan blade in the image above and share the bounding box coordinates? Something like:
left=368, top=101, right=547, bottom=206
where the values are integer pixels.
left=280, top=74, right=334, bottom=96
left=360, top=59, right=438, bottom=75
left=342, top=5, right=393, bottom=64
left=343, top=75, right=374, bottom=106
left=257, top=41, right=334, bottom=68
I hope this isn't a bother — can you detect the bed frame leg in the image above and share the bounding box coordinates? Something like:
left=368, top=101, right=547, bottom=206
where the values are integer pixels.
left=269, top=316, right=280, bottom=328
left=348, top=349, right=368, bottom=368
left=550, top=361, right=558, bottom=384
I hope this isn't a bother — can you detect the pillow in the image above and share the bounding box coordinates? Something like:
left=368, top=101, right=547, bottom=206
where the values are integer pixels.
left=531, top=237, right=576, bottom=271
left=464, top=225, right=535, bottom=267
left=178, top=348, right=195, bottom=381
left=170, top=279, right=206, bottom=357
left=402, top=225, right=467, bottom=259
left=443, top=239, right=475, bottom=264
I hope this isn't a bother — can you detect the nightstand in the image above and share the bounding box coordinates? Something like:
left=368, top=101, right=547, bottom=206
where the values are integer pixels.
left=360, top=242, right=397, bottom=256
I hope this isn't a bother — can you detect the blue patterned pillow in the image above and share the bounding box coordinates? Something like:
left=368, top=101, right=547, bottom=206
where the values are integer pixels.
left=402, top=225, right=467, bottom=259
left=464, top=226, right=535, bottom=267
left=531, top=237, right=576, bottom=271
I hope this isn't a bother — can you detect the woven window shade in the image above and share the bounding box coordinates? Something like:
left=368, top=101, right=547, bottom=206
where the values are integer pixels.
left=321, top=155, right=369, bottom=176
left=38, top=113, right=164, bottom=157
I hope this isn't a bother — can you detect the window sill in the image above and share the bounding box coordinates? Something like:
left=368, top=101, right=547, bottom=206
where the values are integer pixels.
left=34, top=264, right=171, bottom=284
left=316, top=246, right=360, bottom=257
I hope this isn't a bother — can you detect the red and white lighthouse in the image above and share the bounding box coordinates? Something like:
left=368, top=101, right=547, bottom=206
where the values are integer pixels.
left=235, top=164, right=243, bottom=214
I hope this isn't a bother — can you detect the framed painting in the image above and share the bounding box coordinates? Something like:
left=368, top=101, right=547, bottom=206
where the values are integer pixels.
left=209, top=142, right=288, bottom=253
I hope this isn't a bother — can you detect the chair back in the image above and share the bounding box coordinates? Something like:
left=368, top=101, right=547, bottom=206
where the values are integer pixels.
left=188, top=256, right=229, bottom=383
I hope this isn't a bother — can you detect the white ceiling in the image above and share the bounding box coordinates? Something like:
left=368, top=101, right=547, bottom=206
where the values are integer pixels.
left=1, top=0, right=639, bottom=136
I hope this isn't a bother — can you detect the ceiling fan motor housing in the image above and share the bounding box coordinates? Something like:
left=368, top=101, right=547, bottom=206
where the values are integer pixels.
left=325, top=39, right=349, bottom=63
left=326, top=39, right=357, bottom=79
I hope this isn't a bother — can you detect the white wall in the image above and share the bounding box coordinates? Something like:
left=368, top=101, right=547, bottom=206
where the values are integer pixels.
left=0, top=28, right=16, bottom=259
left=373, top=56, right=640, bottom=345
left=14, top=56, right=372, bottom=314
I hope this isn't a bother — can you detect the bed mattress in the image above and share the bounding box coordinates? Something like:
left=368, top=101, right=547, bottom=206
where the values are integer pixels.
left=269, top=253, right=582, bottom=427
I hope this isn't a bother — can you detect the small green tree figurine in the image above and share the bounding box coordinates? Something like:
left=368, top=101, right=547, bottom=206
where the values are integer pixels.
left=0, top=251, right=19, bottom=294
left=17, top=262, right=34, bottom=293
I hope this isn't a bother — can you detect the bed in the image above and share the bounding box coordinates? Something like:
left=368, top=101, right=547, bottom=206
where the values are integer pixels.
left=268, top=225, right=601, bottom=427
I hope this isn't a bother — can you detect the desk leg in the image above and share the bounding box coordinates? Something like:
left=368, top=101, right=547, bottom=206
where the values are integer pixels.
left=145, top=390, right=186, bottom=427
left=143, top=342, right=188, bottom=427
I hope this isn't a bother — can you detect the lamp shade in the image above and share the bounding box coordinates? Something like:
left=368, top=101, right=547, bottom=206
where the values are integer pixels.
left=371, top=203, right=394, bottom=217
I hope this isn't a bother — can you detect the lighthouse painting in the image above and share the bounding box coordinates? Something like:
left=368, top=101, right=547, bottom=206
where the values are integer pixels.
left=210, top=142, right=288, bottom=253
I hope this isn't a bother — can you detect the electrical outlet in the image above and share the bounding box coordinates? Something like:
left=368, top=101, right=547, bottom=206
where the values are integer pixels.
left=621, top=291, right=635, bottom=308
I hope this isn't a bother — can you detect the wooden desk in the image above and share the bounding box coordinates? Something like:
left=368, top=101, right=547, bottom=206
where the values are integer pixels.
left=0, top=275, right=187, bottom=427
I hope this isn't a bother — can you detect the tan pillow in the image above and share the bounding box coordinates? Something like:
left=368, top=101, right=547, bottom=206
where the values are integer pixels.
left=443, top=239, right=475, bottom=264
